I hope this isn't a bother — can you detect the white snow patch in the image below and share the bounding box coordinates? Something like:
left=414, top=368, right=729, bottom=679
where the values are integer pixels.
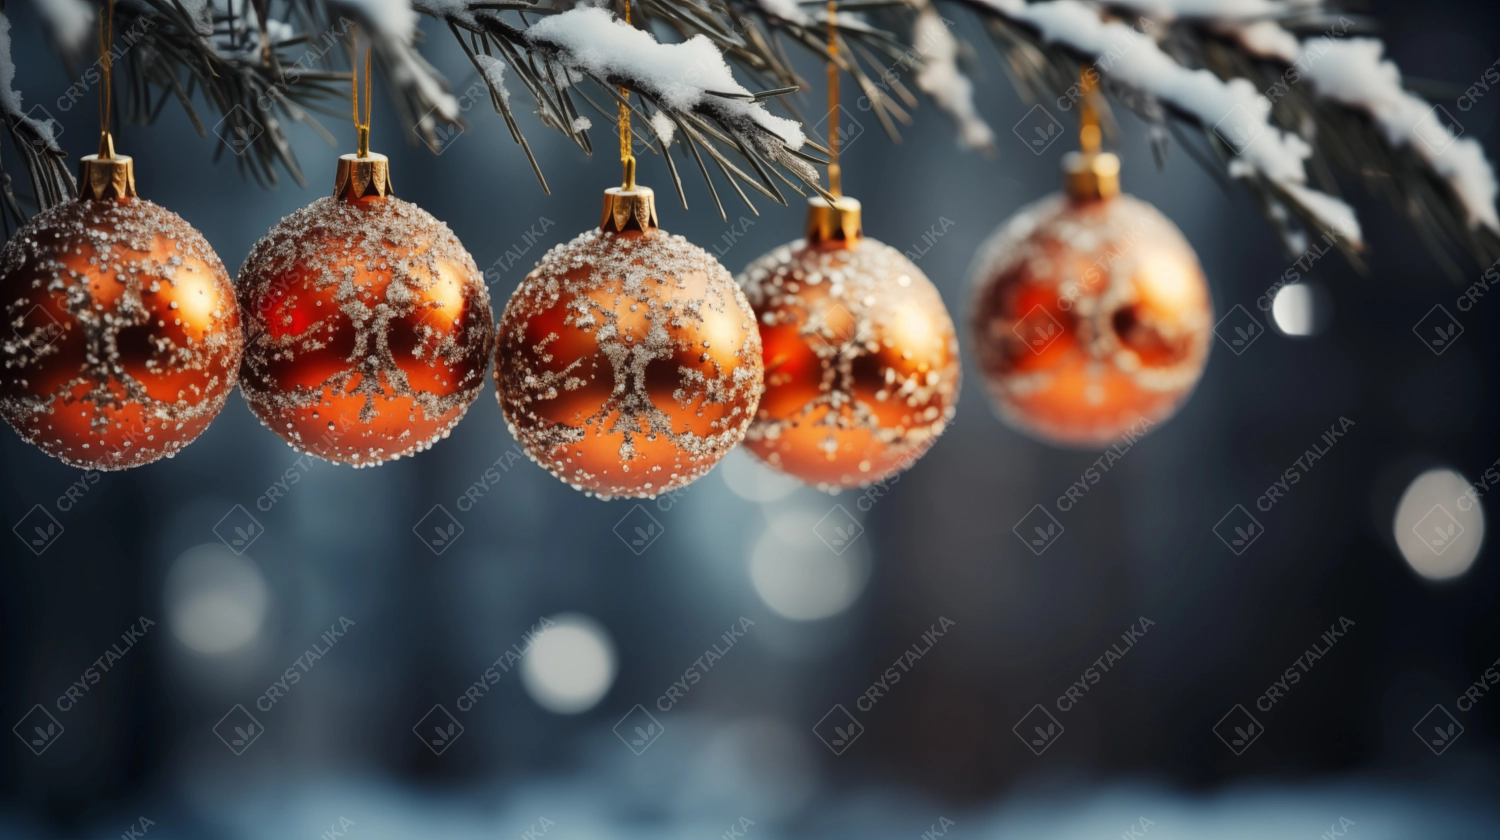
left=335, top=0, right=418, bottom=43
left=1232, top=19, right=1302, bottom=62
left=0, top=12, right=59, bottom=148
left=475, top=53, right=511, bottom=107
left=525, top=7, right=805, bottom=148
left=913, top=9, right=995, bottom=150
left=758, top=0, right=811, bottom=25
left=649, top=111, right=675, bottom=144
left=33, top=0, right=94, bottom=52
left=1300, top=37, right=1499, bottom=231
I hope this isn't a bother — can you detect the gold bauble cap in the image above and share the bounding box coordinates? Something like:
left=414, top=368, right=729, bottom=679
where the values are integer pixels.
left=78, top=134, right=136, bottom=201
left=334, top=153, right=393, bottom=200
left=601, top=186, right=658, bottom=234
left=805, top=195, right=862, bottom=246
left=1064, top=151, right=1120, bottom=202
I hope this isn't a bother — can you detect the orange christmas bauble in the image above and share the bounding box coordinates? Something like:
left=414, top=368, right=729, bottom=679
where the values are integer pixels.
left=495, top=187, right=763, bottom=499
left=738, top=198, right=960, bottom=491
left=969, top=187, right=1212, bottom=448
left=237, top=155, right=493, bottom=467
left=0, top=161, right=242, bottom=470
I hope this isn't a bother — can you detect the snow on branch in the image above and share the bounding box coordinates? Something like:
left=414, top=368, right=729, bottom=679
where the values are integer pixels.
left=421, top=1, right=824, bottom=210
left=332, top=0, right=461, bottom=137
left=1111, top=0, right=1500, bottom=236
left=33, top=0, right=96, bottom=53
left=975, top=0, right=1363, bottom=243
left=1292, top=37, right=1496, bottom=232
left=913, top=6, right=996, bottom=151
left=0, top=11, right=74, bottom=222
left=524, top=7, right=808, bottom=153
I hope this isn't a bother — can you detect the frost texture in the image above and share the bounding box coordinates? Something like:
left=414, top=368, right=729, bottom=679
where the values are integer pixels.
left=968, top=193, right=1212, bottom=445
left=237, top=195, right=493, bottom=468
left=522, top=7, right=815, bottom=185
left=0, top=198, right=243, bottom=470
left=738, top=236, right=960, bottom=490
left=496, top=227, right=764, bottom=500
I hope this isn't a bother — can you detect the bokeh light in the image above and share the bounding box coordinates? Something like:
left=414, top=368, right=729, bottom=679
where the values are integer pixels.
left=1271, top=283, right=1329, bottom=337
left=1392, top=468, right=1484, bottom=580
left=718, top=448, right=802, bottom=503
left=749, top=509, right=871, bottom=620
left=519, top=613, right=617, bottom=714
left=163, top=544, right=270, bottom=655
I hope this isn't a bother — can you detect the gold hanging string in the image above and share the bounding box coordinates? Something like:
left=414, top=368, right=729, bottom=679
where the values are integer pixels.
left=97, top=0, right=115, bottom=157
left=1077, top=65, right=1100, bottom=156
left=350, top=27, right=372, bottom=157
left=826, top=0, right=840, bottom=197
left=619, top=0, right=636, bottom=189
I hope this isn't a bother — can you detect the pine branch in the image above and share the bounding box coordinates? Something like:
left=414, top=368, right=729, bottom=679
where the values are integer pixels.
left=4, top=0, right=1496, bottom=274
left=958, top=0, right=1500, bottom=268
left=419, top=2, right=828, bottom=218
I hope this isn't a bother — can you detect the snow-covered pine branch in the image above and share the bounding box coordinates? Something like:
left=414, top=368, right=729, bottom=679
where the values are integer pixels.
left=913, top=4, right=996, bottom=151
left=0, top=11, right=74, bottom=225
left=420, top=2, right=827, bottom=215
left=966, top=0, right=1363, bottom=248
left=1105, top=0, right=1499, bottom=258
left=332, top=0, right=461, bottom=146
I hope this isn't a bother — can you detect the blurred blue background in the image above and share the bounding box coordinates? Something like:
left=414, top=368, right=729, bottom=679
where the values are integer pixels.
left=4, top=0, right=1500, bottom=836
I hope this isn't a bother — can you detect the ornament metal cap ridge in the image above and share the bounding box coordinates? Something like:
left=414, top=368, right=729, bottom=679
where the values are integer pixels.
left=78, top=132, right=136, bottom=201
left=601, top=186, right=658, bottom=234
left=805, top=195, right=862, bottom=246
left=1063, top=151, right=1120, bottom=202
left=1062, top=66, right=1119, bottom=202
left=334, top=152, right=394, bottom=200
left=333, top=41, right=391, bottom=201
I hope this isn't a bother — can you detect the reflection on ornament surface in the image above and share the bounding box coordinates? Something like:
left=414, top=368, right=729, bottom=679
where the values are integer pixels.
left=496, top=208, right=763, bottom=499
left=0, top=197, right=242, bottom=469
left=738, top=200, right=960, bottom=491
left=237, top=189, right=493, bottom=467
left=969, top=193, right=1212, bottom=447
